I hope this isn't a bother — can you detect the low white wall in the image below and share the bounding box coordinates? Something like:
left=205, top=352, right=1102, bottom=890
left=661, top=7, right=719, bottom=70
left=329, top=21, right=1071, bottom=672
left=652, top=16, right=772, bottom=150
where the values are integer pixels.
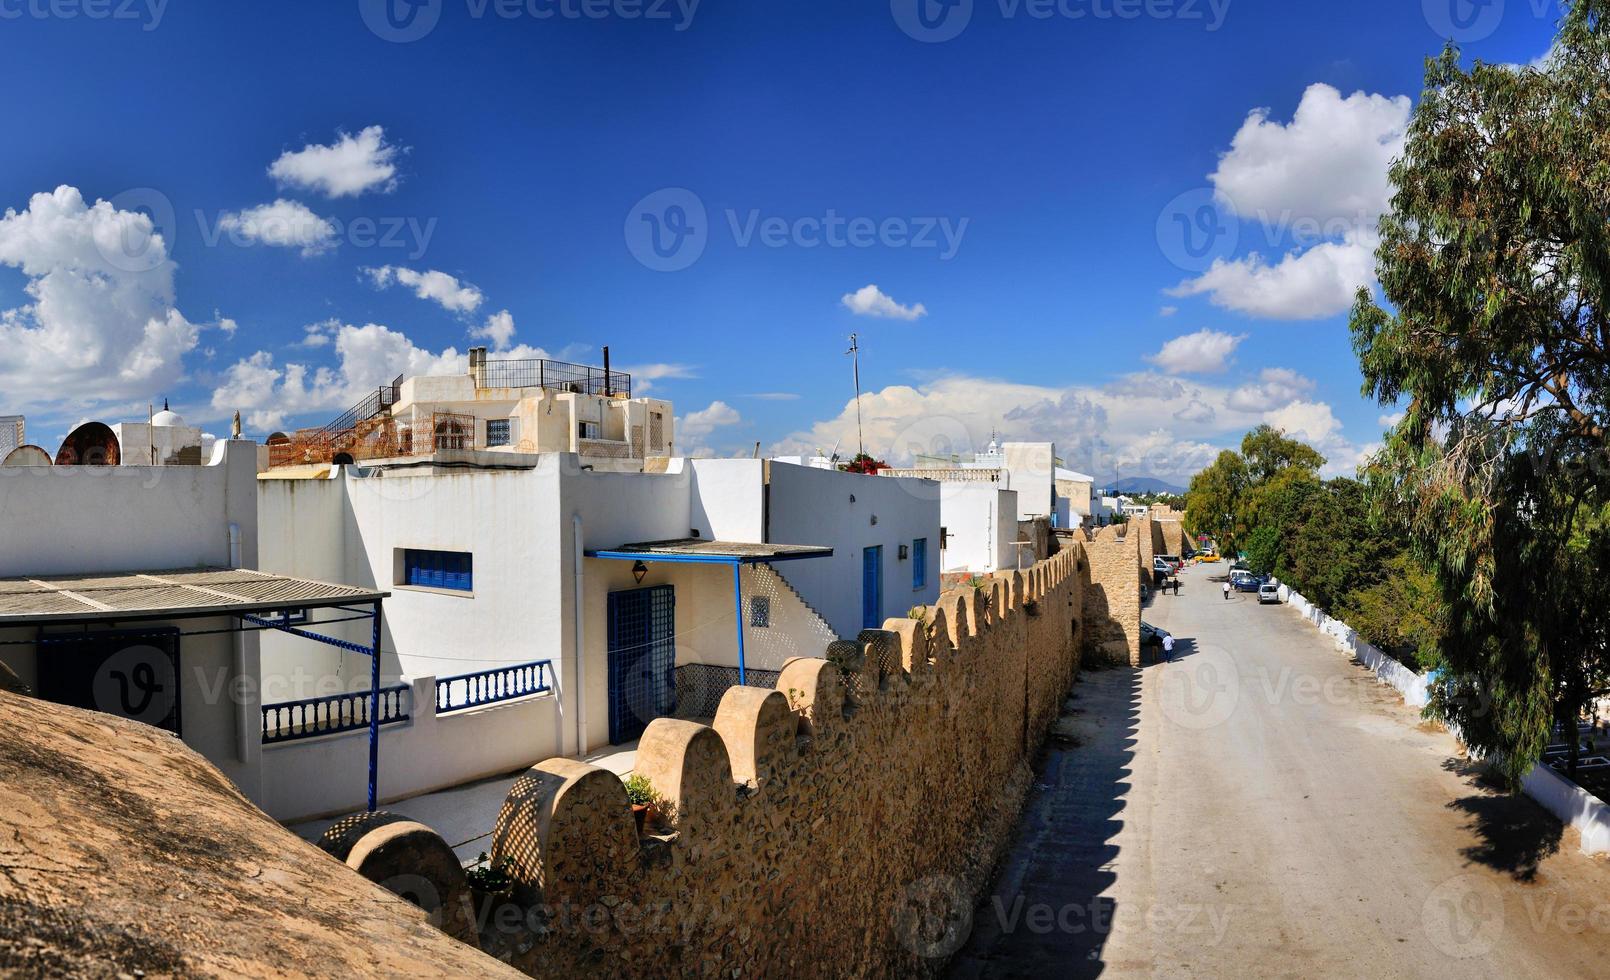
left=260, top=673, right=561, bottom=822
left=1283, top=589, right=1610, bottom=855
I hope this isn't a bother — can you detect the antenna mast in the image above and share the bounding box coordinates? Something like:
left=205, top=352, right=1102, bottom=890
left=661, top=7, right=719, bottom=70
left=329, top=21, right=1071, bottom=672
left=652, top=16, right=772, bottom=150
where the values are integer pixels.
left=846, top=333, right=864, bottom=459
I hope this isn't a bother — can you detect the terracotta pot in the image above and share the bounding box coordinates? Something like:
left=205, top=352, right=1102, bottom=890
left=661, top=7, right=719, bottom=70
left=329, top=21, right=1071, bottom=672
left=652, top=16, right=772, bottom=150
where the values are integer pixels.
left=632, top=803, right=649, bottom=834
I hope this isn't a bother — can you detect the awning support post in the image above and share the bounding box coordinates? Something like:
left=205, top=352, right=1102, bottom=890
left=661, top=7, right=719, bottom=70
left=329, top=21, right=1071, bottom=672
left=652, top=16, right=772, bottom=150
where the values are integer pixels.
left=367, top=599, right=383, bottom=812
left=732, top=560, right=747, bottom=687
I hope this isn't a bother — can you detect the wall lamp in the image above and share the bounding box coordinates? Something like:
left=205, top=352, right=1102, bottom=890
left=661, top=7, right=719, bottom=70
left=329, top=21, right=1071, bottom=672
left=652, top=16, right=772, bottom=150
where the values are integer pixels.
left=632, top=560, right=649, bottom=584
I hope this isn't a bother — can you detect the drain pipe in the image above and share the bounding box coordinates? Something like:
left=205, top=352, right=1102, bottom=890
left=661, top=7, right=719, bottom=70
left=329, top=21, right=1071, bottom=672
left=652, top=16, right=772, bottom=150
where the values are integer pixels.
left=572, top=514, right=587, bottom=755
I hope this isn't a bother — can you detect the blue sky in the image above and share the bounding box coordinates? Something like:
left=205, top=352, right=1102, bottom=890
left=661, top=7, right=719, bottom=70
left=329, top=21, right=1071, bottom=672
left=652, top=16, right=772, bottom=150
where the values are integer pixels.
left=0, top=0, right=1562, bottom=481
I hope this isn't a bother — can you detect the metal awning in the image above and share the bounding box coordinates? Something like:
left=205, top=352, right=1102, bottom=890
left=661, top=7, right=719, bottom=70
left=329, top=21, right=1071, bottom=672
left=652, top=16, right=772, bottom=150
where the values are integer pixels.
left=586, top=539, right=832, bottom=564
left=0, top=568, right=387, bottom=627
left=586, top=539, right=832, bottom=687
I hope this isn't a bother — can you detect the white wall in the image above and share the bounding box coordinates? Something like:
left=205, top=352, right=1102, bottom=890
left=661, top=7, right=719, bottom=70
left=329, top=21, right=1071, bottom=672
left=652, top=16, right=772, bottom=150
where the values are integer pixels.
left=938, top=483, right=1019, bottom=574
left=1001, top=442, right=1056, bottom=520
left=689, top=458, right=765, bottom=541
left=0, top=439, right=259, bottom=577
left=765, top=462, right=941, bottom=639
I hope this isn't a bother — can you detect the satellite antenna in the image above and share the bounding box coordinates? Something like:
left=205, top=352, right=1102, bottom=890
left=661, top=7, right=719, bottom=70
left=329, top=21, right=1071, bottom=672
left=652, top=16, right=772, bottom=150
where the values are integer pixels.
left=846, top=334, right=864, bottom=459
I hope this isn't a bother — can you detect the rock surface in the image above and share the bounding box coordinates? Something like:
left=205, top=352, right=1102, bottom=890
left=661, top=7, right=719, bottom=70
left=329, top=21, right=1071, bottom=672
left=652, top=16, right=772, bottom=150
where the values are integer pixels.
left=0, top=690, right=517, bottom=978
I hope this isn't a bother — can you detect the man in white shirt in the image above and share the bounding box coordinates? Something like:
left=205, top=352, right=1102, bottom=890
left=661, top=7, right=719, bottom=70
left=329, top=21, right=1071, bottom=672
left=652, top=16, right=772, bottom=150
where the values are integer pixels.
left=1162, top=633, right=1175, bottom=663
left=1223, top=580, right=1231, bottom=601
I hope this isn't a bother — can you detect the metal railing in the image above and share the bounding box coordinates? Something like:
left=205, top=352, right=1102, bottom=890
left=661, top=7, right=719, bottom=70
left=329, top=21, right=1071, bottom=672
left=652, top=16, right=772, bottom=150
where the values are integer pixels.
left=436, top=660, right=553, bottom=714
left=261, top=685, right=411, bottom=744
left=267, top=374, right=404, bottom=468
left=476, top=357, right=631, bottom=398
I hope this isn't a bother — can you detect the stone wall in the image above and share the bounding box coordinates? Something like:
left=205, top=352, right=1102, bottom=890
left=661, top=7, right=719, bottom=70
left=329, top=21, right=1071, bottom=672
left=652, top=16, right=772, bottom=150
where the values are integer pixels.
left=1084, top=525, right=1142, bottom=665
left=479, top=547, right=1089, bottom=977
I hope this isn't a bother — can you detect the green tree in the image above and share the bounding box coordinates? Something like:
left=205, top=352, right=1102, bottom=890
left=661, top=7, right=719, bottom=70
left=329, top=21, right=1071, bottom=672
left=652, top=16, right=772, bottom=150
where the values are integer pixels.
left=1349, top=1, right=1610, bottom=784
left=1184, top=450, right=1248, bottom=555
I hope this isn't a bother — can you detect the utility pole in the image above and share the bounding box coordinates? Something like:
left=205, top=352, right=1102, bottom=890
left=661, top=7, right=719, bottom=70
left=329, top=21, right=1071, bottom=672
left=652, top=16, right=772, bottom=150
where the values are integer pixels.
left=846, top=333, right=864, bottom=460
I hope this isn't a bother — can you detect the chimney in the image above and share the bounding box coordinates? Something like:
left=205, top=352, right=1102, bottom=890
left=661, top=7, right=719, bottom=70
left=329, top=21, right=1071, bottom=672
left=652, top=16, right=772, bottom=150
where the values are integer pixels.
left=602, top=345, right=612, bottom=398
left=469, top=346, right=487, bottom=385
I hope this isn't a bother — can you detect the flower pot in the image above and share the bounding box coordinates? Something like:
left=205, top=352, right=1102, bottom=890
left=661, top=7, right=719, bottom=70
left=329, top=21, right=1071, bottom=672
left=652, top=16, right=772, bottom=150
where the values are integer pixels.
left=632, top=803, right=649, bottom=834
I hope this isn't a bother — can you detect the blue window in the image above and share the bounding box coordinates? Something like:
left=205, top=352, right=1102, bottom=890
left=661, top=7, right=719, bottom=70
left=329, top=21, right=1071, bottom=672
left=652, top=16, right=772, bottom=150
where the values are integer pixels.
left=403, top=549, right=473, bottom=591
left=912, top=538, right=928, bottom=590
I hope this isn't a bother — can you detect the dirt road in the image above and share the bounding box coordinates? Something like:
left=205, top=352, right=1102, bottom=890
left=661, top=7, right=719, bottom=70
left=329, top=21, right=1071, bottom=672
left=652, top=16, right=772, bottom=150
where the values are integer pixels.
left=948, top=564, right=1610, bottom=978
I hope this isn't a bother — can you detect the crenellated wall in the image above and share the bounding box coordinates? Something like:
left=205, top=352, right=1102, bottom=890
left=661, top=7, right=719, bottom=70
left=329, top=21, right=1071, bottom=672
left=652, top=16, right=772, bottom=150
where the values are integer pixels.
left=478, top=546, right=1089, bottom=977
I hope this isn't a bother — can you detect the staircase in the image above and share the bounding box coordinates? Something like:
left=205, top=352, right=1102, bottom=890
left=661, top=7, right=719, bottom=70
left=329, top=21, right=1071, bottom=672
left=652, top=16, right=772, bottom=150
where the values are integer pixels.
left=750, top=562, right=840, bottom=642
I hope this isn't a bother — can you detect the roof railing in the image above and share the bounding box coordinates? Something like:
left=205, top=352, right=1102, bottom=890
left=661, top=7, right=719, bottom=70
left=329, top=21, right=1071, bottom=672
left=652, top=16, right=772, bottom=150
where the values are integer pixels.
left=474, top=357, right=631, bottom=398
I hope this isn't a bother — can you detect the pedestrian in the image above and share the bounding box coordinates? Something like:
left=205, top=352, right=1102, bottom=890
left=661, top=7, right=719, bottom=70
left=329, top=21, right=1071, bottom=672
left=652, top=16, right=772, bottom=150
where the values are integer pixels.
left=1222, top=580, right=1231, bottom=601
left=1162, top=633, right=1175, bottom=663
left=1173, top=577, right=1181, bottom=596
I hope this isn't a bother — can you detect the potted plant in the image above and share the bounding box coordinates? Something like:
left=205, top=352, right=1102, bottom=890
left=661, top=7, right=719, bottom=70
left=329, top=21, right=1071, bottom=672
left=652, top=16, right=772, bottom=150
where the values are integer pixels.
left=623, top=773, right=662, bottom=834
left=465, top=851, right=514, bottom=900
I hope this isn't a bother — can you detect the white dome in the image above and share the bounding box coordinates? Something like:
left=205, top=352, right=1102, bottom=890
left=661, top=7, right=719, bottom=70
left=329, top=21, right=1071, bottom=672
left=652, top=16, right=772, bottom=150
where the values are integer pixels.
left=152, top=409, right=186, bottom=427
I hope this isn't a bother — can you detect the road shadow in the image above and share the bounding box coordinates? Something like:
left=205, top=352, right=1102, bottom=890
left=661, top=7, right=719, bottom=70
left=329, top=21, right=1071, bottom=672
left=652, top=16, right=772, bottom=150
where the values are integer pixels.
left=946, top=664, right=1140, bottom=979
left=1441, top=758, right=1563, bottom=882
left=1140, top=637, right=1197, bottom=668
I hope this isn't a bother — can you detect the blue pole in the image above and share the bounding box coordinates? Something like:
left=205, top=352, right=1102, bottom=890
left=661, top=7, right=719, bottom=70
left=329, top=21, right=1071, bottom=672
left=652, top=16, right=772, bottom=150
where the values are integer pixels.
left=367, top=600, right=383, bottom=812
left=732, top=560, right=747, bottom=686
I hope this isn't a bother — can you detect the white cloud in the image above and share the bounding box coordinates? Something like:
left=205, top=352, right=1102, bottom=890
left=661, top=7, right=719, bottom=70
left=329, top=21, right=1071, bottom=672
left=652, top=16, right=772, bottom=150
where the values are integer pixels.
left=747, top=392, right=800, bottom=401
left=679, top=400, right=741, bottom=442
left=620, top=362, right=697, bottom=394
left=1159, top=305, right=1179, bottom=317
left=268, top=125, right=401, bottom=198
left=1227, top=367, right=1316, bottom=413
left=365, top=265, right=483, bottom=314
left=1169, top=231, right=1379, bottom=320
left=841, top=284, right=927, bottom=321
left=1211, top=84, right=1409, bottom=226
left=217, top=200, right=337, bottom=256
left=1261, top=399, right=1374, bottom=477
left=1378, top=410, right=1405, bottom=428
left=1146, top=329, right=1246, bottom=374
left=1171, top=83, right=1408, bottom=321
left=470, top=309, right=516, bottom=351
left=0, top=185, right=206, bottom=415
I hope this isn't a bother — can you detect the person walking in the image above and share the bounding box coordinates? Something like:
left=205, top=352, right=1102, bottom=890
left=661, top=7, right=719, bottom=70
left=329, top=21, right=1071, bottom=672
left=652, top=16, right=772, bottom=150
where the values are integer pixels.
left=1162, top=633, right=1175, bottom=663
left=1222, top=580, right=1231, bottom=601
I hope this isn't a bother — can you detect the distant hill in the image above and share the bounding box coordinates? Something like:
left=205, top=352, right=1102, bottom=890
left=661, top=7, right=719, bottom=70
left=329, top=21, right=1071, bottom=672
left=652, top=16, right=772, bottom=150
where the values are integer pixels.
left=1109, top=476, right=1187, bottom=495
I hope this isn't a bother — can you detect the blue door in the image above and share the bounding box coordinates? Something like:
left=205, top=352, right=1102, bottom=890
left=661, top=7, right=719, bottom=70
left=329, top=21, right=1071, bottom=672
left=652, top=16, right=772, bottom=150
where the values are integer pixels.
left=862, top=546, right=883, bottom=630
left=607, top=585, right=676, bottom=745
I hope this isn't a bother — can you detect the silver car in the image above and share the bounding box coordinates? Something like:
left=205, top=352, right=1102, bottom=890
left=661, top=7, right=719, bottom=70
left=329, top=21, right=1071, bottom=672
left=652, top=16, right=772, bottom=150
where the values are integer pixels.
left=1257, top=582, right=1280, bottom=604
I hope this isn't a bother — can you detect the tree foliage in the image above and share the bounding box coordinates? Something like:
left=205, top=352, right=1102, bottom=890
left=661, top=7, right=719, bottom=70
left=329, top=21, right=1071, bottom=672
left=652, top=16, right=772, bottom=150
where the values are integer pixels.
left=1349, top=1, right=1610, bottom=784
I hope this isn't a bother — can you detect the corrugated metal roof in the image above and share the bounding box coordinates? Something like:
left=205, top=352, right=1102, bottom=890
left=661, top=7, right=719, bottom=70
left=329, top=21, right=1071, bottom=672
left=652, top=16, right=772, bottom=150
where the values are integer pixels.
left=590, top=539, right=832, bottom=561
left=0, top=568, right=386, bottom=625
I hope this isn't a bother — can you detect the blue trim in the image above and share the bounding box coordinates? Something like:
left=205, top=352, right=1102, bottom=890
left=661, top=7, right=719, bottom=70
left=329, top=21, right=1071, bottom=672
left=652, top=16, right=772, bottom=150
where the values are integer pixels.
left=436, top=660, right=552, bottom=713
left=733, top=562, right=747, bottom=686
left=585, top=550, right=831, bottom=564
left=261, top=682, right=408, bottom=745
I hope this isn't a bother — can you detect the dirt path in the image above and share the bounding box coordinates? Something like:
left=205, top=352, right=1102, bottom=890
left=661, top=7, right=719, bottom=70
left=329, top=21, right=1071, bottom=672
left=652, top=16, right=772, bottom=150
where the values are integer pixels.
left=948, top=564, right=1610, bottom=978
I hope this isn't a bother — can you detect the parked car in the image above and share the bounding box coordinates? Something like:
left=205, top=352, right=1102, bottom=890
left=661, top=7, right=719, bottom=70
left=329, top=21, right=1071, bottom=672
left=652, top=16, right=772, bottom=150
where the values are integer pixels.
left=1140, top=621, right=1171, bottom=655
left=1257, top=582, right=1280, bottom=604
left=1232, top=570, right=1263, bottom=592
left=1157, top=554, right=1183, bottom=572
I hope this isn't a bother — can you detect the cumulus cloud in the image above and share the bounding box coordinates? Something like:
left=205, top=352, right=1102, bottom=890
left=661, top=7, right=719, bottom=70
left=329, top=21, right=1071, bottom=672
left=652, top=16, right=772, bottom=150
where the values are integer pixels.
left=1171, top=83, right=1408, bottom=320
left=841, top=284, right=927, bottom=321
left=1261, top=399, right=1375, bottom=477
left=1227, top=367, right=1316, bottom=413
left=217, top=200, right=337, bottom=256
left=680, top=401, right=741, bottom=440
left=1146, top=329, right=1246, bottom=374
left=1378, top=410, right=1405, bottom=428
left=621, top=362, right=697, bottom=394
left=1159, top=305, right=1179, bottom=317
left=268, top=125, right=401, bottom=198
left=0, top=185, right=207, bottom=414
left=470, top=309, right=516, bottom=351
left=365, top=265, right=483, bottom=314
left=771, top=371, right=1301, bottom=485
